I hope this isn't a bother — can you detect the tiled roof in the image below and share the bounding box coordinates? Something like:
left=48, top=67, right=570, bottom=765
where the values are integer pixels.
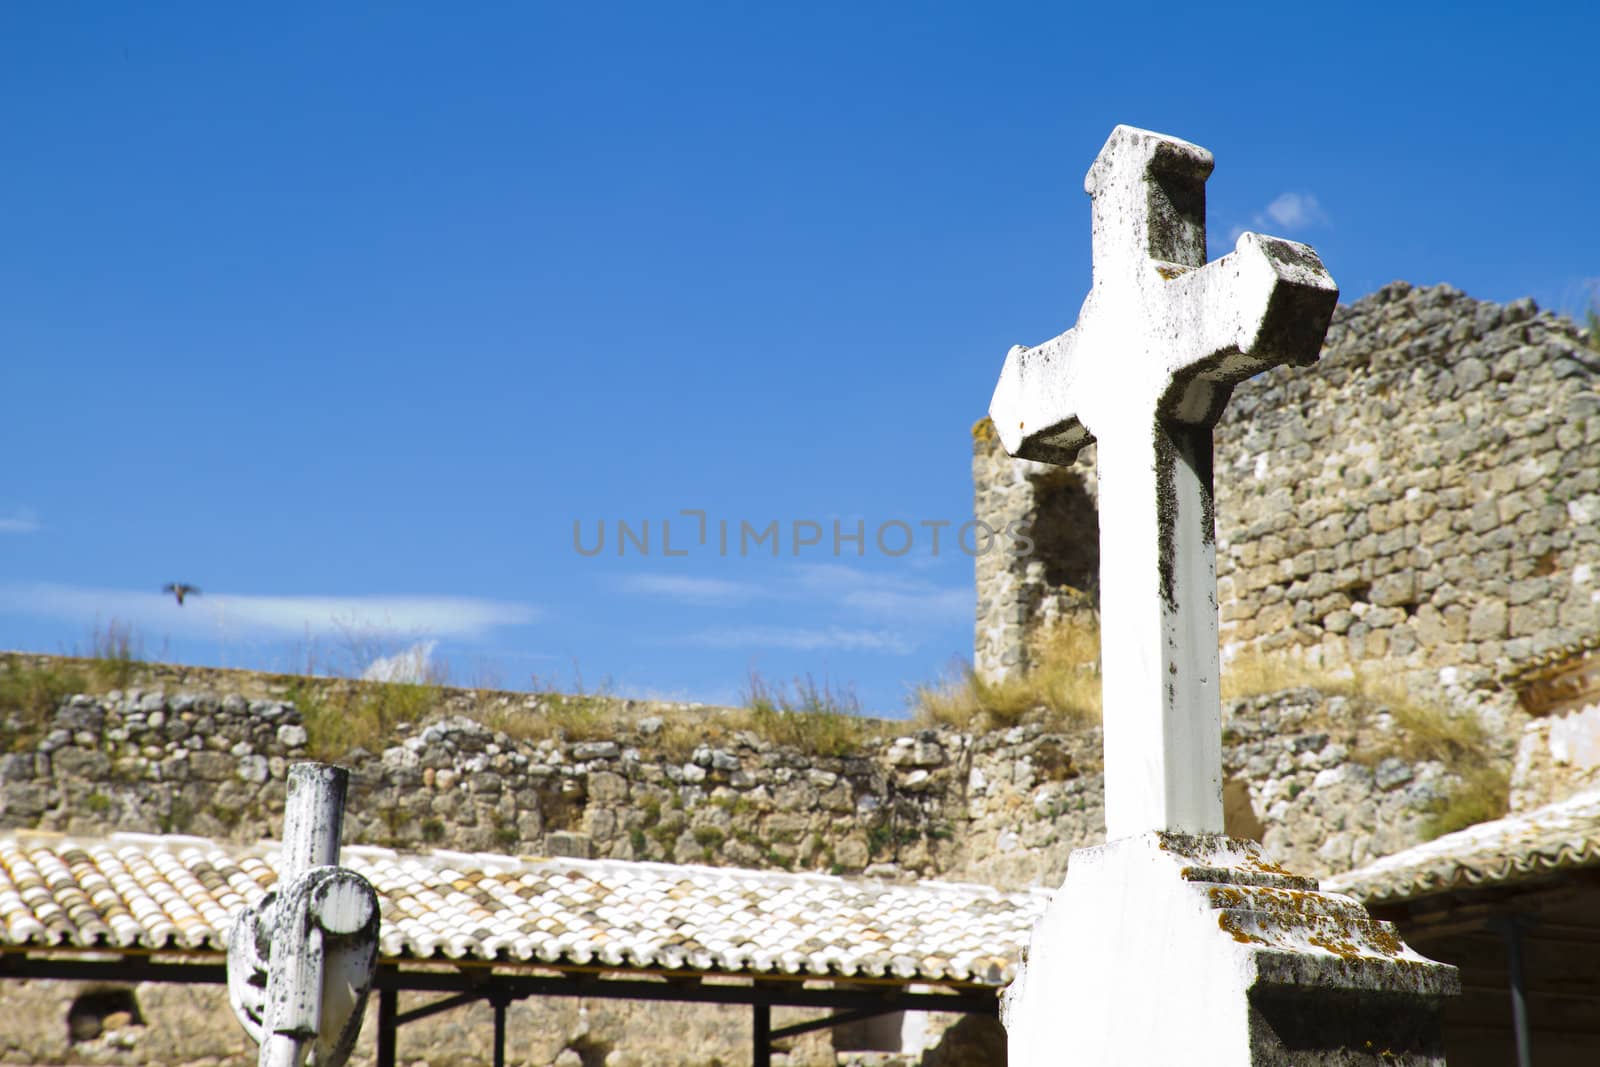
left=1325, top=787, right=1600, bottom=905
left=1500, top=632, right=1600, bottom=684
left=0, top=833, right=1050, bottom=986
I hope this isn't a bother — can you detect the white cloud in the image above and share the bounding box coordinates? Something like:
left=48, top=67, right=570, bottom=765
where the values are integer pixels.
left=793, top=563, right=969, bottom=623
left=1226, top=191, right=1330, bottom=246
left=0, top=509, right=39, bottom=534
left=0, top=583, right=539, bottom=639
left=613, top=563, right=967, bottom=623
left=1264, top=192, right=1327, bottom=229
left=362, top=640, right=439, bottom=683
left=682, top=625, right=913, bottom=653
left=615, top=564, right=965, bottom=654
left=203, top=593, right=536, bottom=637
left=611, top=574, right=755, bottom=603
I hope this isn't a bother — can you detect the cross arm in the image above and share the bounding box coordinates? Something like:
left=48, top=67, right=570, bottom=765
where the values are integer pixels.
left=988, top=329, right=1094, bottom=464
left=1156, top=232, right=1339, bottom=426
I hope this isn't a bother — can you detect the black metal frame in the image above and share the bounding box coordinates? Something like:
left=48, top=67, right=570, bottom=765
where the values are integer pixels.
left=0, top=952, right=998, bottom=1067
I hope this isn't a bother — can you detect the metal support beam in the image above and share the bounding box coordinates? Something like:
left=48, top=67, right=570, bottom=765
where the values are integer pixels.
left=0, top=956, right=227, bottom=985
left=769, top=1007, right=896, bottom=1041
left=752, top=1002, right=770, bottom=1067
left=1490, top=916, right=1535, bottom=1067
left=376, top=989, right=397, bottom=1067
left=374, top=967, right=998, bottom=1015
left=395, top=992, right=487, bottom=1027
left=492, top=994, right=509, bottom=1067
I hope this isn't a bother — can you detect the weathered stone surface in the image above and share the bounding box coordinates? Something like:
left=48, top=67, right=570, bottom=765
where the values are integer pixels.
left=544, top=830, right=594, bottom=859
left=573, top=741, right=620, bottom=761
left=1511, top=698, right=1600, bottom=811
left=1003, top=833, right=1456, bottom=1066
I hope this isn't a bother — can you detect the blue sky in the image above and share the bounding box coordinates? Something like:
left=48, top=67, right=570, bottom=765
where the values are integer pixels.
left=2, top=3, right=1596, bottom=714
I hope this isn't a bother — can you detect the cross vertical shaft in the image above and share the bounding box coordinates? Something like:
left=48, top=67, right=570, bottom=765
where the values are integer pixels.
left=1096, top=418, right=1221, bottom=838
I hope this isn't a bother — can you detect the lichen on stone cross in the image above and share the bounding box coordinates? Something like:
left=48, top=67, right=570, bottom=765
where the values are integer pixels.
left=989, top=125, right=1338, bottom=840
left=227, top=763, right=380, bottom=1067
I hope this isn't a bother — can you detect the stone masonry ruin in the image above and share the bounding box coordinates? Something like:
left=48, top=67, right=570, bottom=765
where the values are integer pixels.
left=974, top=282, right=1600, bottom=714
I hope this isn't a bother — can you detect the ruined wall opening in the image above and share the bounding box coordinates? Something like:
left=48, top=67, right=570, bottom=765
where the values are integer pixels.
left=66, top=986, right=142, bottom=1043
left=1025, top=467, right=1100, bottom=603
left=832, top=1010, right=908, bottom=1052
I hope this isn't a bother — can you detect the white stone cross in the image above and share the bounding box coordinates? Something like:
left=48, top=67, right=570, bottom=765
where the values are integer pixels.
left=989, top=125, right=1337, bottom=840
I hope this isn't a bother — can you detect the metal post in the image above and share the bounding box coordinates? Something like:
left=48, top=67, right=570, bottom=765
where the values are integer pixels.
left=1491, top=917, right=1533, bottom=1067
left=752, top=1002, right=771, bottom=1067
left=492, top=994, right=508, bottom=1067
left=376, top=988, right=397, bottom=1067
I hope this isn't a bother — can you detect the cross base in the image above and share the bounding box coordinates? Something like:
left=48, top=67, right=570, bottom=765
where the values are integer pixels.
left=1002, top=834, right=1459, bottom=1066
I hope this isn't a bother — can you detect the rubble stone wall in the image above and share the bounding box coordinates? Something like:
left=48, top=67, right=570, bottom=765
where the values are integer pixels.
left=0, top=632, right=1523, bottom=1067
left=1, top=675, right=1467, bottom=888
left=0, top=675, right=1465, bottom=1066
left=1511, top=695, right=1600, bottom=812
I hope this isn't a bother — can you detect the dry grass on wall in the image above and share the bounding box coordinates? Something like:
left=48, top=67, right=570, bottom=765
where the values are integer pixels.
left=0, top=620, right=1514, bottom=841
left=484, top=674, right=884, bottom=761
left=0, top=630, right=149, bottom=748
left=1223, top=647, right=1510, bottom=839
left=0, top=645, right=894, bottom=766
left=915, top=616, right=1103, bottom=733
left=909, top=624, right=1510, bottom=840
left=287, top=678, right=448, bottom=761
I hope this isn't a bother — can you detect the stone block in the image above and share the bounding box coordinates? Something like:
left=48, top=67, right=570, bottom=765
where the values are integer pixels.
left=51, top=747, right=110, bottom=780
left=188, top=751, right=236, bottom=781
left=1364, top=606, right=1406, bottom=629
left=1509, top=601, right=1557, bottom=635
left=1409, top=603, right=1443, bottom=645
left=1374, top=758, right=1415, bottom=791
left=587, top=771, right=629, bottom=805
left=544, top=831, right=593, bottom=859
left=572, top=741, right=620, bottom=762
left=0, top=753, right=35, bottom=781
left=1467, top=598, right=1508, bottom=640
left=1389, top=624, right=1420, bottom=658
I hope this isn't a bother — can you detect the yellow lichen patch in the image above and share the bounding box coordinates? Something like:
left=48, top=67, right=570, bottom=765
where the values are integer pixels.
left=971, top=417, right=998, bottom=443
left=1206, top=885, right=1248, bottom=909
left=1216, top=912, right=1267, bottom=945
left=1307, top=933, right=1364, bottom=960
left=1361, top=923, right=1406, bottom=958
left=1244, top=856, right=1294, bottom=876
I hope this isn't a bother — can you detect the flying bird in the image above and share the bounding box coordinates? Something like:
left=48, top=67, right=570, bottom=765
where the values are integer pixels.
left=163, top=582, right=201, bottom=606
